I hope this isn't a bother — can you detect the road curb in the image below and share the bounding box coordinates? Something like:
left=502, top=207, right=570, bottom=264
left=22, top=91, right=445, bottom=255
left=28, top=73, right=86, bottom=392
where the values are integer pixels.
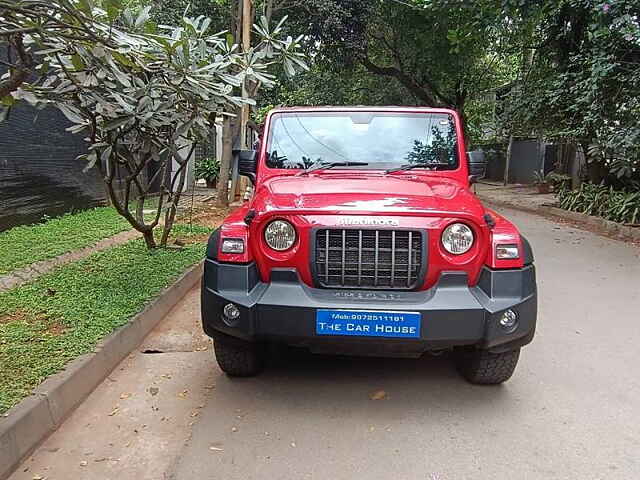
left=479, top=195, right=640, bottom=242
left=0, top=261, right=204, bottom=480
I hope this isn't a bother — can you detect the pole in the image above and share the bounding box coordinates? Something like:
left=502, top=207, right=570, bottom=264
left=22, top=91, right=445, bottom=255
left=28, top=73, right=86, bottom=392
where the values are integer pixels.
left=240, top=0, right=251, bottom=149
left=229, top=0, right=251, bottom=203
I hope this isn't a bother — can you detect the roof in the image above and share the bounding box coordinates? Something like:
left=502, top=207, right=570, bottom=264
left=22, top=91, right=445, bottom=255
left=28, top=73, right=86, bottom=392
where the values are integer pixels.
left=268, top=105, right=458, bottom=114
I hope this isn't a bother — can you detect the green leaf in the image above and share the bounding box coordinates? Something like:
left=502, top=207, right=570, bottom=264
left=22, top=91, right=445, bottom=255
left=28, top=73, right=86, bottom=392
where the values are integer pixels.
left=71, top=54, right=85, bottom=71
left=226, top=33, right=235, bottom=49
left=1, top=95, right=15, bottom=107
left=103, top=116, right=132, bottom=131
left=83, top=151, right=98, bottom=172
left=135, top=6, right=151, bottom=28
left=57, top=104, right=85, bottom=124
left=77, top=0, right=94, bottom=17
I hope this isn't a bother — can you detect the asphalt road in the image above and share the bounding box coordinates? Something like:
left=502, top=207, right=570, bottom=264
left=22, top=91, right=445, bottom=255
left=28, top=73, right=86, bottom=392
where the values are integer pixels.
left=11, top=207, right=640, bottom=480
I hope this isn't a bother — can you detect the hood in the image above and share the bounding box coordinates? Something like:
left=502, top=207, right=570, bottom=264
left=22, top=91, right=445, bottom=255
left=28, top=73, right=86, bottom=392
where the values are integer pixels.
left=251, top=173, right=485, bottom=220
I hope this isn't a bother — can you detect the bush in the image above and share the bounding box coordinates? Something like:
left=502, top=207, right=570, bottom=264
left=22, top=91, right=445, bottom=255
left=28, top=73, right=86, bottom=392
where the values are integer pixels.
left=556, top=183, right=640, bottom=225
left=194, top=157, right=220, bottom=182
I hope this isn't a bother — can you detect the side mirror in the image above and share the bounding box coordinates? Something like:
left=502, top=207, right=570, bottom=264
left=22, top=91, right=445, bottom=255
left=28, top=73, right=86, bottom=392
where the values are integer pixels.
left=234, top=149, right=257, bottom=184
left=467, top=150, right=487, bottom=184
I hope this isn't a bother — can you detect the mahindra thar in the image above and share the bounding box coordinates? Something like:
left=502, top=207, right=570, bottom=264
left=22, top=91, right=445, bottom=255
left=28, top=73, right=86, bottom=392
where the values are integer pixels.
left=201, top=107, right=536, bottom=384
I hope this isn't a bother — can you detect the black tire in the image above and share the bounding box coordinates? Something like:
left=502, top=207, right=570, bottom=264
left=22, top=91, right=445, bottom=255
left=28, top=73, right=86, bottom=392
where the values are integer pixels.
left=213, top=338, right=265, bottom=377
left=455, top=348, right=520, bottom=385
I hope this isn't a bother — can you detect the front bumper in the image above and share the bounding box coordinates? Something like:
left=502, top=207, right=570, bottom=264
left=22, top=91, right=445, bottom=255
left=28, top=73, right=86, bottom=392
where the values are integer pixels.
left=201, top=259, right=537, bottom=356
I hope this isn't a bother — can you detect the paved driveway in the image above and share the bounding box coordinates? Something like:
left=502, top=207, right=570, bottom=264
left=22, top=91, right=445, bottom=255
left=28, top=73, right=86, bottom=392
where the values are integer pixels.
left=11, top=207, right=640, bottom=480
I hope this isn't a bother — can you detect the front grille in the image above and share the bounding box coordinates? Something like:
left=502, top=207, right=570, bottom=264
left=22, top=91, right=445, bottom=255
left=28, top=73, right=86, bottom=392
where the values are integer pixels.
left=314, top=229, right=424, bottom=289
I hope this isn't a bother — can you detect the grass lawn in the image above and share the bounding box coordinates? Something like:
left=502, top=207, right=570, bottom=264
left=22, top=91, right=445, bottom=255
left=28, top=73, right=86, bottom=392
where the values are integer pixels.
left=0, top=224, right=210, bottom=414
left=0, top=207, right=131, bottom=276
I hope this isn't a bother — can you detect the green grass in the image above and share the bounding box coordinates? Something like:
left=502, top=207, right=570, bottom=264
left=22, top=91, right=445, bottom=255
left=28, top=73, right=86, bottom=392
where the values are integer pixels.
left=0, top=207, right=131, bottom=275
left=0, top=226, right=210, bottom=414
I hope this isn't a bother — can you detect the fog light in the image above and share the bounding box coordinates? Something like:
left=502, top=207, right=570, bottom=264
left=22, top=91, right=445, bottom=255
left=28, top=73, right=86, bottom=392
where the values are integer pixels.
left=499, top=309, right=518, bottom=332
left=223, top=303, right=241, bottom=322
left=496, top=244, right=519, bottom=259
left=221, top=238, right=245, bottom=254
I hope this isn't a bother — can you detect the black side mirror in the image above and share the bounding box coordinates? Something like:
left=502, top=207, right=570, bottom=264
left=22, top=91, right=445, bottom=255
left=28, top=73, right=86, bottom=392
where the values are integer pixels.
left=234, top=149, right=257, bottom=184
left=467, top=150, right=487, bottom=184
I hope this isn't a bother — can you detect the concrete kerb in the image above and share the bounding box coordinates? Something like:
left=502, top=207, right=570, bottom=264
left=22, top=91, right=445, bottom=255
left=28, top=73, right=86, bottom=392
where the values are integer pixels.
left=478, top=195, right=640, bottom=243
left=0, top=261, right=204, bottom=480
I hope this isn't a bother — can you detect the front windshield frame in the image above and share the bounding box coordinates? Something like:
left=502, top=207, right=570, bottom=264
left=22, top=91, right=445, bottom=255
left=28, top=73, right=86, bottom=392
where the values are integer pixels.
left=263, top=111, right=460, bottom=172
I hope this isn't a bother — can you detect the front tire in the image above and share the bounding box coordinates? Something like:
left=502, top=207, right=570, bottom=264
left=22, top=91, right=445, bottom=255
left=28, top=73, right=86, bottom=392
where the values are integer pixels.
left=213, top=338, right=265, bottom=377
left=455, top=348, right=520, bottom=385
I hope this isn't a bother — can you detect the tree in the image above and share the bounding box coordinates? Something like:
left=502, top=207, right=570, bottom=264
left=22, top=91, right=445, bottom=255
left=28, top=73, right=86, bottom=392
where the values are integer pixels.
left=0, top=0, right=306, bottom=247
left=288, top=1, right=512, bottom=116
left=501, top=0, right=640, bottom=187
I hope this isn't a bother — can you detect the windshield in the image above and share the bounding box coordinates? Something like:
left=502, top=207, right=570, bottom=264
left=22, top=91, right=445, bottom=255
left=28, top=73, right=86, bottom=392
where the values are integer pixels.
left=265, top=112, right=458, bottom=170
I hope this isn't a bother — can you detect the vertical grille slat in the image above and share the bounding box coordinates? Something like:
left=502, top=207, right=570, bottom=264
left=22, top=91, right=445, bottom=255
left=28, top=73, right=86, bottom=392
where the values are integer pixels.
left=315, top=228, right=423, bottom=290
left=324, top=229, right=329, bottom=284
left=358, top=230, right=362, bottom=285
left=341, top=229, right=346, bottom=285
left=407, top=231, right=413, bottom=288
left=390, top=230, right=396, bottom=287
left=374, top=231, right=379, bottom=287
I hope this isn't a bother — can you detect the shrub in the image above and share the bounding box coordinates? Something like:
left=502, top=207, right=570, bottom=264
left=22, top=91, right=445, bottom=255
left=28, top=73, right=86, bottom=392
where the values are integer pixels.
left=556, top=183, right=640, bottom=224
left=195, top=157, right=220, bottom=182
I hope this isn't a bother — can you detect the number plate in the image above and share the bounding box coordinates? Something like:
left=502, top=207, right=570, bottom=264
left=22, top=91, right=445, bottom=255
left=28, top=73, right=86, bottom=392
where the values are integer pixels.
left=315, top=309, right=421, bottom=338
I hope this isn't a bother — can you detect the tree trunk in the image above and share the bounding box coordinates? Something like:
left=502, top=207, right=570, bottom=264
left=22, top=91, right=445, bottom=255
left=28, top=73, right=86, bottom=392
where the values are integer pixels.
left=160, top=144, right=193, bottom=247
left=504, top=134, right=514, bottom=186
left=217, top=116, right=234, bottom=207
left=142, top=230, right=157, bottom=249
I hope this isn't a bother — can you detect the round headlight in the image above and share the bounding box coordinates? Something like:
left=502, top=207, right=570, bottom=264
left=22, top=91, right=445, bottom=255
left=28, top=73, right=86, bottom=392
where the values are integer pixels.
left=264, top=220, right=296, bottom=251
left=442, top=223, right=474, bottom=255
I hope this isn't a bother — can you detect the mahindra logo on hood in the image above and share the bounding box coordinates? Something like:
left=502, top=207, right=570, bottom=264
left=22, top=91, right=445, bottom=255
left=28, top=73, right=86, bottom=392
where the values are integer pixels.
left=337, top=217, right=399, bottom=227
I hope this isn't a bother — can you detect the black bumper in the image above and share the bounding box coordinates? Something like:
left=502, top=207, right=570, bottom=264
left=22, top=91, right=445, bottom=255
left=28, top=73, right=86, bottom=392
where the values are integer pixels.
left=201, top=260, right=537, bottom=356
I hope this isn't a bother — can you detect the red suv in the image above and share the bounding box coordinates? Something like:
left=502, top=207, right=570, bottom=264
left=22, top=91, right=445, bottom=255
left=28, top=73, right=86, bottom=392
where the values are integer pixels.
left=201, top=107, right=536, bottom=384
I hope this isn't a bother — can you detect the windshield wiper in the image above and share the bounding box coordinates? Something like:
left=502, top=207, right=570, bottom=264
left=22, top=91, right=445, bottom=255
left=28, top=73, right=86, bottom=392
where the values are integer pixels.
left=297, top=161, right=369, bottom=176
left=385, top=162, right=453, bottom=174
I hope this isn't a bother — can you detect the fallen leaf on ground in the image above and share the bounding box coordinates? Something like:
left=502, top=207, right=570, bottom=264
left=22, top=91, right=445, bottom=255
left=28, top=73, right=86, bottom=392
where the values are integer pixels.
left=209, top=446, right=223, bottom=452
left=290, top=442, right=296, bottom=448
left=79, top=461, right=88, bottom=467
left=191, top=412, right=199, bottom=418
left=120, top=393, right=132, bottom=400
left=148, top=387, right=159, bottom=396
left=178, top=389, right=189, bottom=398
left=204, top=384, right=215, bottom=390
left=370, top=390, right=387, bottom=401
left=231, top=426, right=238, bottom=432
left=108, top=407, right=119, bottom=416
left=32, top=475, right=44, bottom=480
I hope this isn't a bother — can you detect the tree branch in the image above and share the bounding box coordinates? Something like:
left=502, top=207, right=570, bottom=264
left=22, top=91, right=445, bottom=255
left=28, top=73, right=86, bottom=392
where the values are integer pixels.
left=0, top=34, right=34, bottom=98
left=359, top=54, right=442, bottom=107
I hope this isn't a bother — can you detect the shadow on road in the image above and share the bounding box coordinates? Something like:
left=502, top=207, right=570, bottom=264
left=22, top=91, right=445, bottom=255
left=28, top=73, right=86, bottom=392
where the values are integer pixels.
left=212, top=346, right=513, bottom=415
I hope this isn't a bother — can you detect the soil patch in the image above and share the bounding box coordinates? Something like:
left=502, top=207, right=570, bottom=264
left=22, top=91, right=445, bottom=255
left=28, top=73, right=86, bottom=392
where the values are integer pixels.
left=0, top=310, right=29, bottom=325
